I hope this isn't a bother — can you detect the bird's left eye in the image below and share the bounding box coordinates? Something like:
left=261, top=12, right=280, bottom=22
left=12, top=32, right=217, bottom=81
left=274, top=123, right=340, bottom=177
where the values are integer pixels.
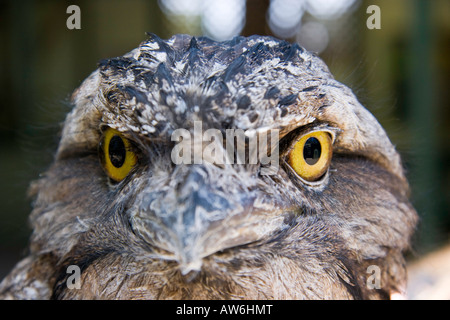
left=287, top=131, right=332, bottom=182
left=99, top=128, right=137, bottom=182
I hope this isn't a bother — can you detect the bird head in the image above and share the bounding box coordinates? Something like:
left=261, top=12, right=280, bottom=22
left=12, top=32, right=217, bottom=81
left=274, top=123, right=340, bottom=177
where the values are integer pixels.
left=28, top=34, right=417, bottom=299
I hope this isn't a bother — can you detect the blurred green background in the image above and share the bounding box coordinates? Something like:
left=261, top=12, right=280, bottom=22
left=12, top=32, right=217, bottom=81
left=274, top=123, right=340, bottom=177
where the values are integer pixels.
left=0, top=0, right=449, bottom=280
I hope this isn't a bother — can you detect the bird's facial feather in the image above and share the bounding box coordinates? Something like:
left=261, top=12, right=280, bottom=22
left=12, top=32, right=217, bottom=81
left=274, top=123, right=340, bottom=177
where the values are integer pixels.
left=26, top=34, right=417, bottom=299
left=62, top=35, right=405, bottom=183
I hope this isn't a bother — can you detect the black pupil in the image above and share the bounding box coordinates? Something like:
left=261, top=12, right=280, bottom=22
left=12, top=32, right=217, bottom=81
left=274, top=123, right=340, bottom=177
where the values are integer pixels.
left=303, top=137, right=321, bottom=165
left=109, top=135, right=126, bottom=168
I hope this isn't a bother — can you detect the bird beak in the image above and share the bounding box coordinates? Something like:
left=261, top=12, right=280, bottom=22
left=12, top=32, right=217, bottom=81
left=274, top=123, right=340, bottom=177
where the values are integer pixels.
left=129, top=164, right=284, bottom=275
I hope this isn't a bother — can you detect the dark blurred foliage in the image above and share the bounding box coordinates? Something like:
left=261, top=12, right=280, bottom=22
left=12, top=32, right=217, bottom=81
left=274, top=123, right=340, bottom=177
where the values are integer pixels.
left=0, top=0, right=449, bottom=279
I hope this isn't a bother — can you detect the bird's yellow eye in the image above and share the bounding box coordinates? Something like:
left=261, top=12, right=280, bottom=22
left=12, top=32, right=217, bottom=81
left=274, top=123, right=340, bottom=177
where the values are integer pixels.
left=100, top=128, right=137, bottom=182
left=287, top=131, right=332, bottom=182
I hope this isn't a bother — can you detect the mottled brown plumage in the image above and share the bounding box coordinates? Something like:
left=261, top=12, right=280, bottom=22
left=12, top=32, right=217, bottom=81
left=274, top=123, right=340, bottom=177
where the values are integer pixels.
left=0, top=34, right=417, bottom=299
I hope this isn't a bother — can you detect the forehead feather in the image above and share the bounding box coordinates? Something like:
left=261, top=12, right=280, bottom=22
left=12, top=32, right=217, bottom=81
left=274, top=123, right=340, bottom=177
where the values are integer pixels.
left=62, top=34, right=405, bottom=181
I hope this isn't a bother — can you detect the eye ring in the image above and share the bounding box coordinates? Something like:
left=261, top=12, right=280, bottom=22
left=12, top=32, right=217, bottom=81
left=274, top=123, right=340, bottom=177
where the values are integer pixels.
left=287, top=130, right=333, bottom=182
left=99, top=128, right=137, bottom=182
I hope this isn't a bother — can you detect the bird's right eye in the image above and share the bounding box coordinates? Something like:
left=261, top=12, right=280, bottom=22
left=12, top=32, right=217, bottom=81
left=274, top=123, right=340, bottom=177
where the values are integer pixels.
left=99, top=128, right=137, bottom=182
left=287, top=130, right=333, bottom=182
